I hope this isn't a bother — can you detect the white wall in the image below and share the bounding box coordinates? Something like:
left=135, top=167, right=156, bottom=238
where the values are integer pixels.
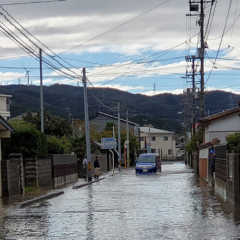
left=205, top=113, right=240, bottom=144
left=0, top=96, right=10, bottom=120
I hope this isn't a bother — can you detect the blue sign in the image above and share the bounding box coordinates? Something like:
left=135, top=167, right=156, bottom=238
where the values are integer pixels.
left=101, top=137, right=117, bottom=149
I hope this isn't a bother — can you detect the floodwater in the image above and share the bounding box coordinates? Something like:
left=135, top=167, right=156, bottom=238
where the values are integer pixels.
left=1, top=162, right=240, bottom=240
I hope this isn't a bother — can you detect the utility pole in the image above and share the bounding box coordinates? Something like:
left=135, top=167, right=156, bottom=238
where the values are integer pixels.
left=39, top=48, right=44, bottom=133
left=192, top=56, right=196, bottom=136
left=82, top=67, right=92, bottom=181
left=185, top=55, right=197, bottom=137
left=117, top=103, right=122, bottom=168
left=126, top=110, right=130, bottom=167
left=187, top=0, right=211, bottom=118
left=199, top=0, right=205, bottom=118
left=26, top=70, right=30, bottom=86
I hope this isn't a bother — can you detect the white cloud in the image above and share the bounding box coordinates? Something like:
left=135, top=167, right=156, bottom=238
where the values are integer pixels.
left=87, top=60, right=186, bottom=83
left=143, top=88, right=184, bottom=96
left=90, top=83, right=144, bottom=92
left=0, top=71, right=24, bottom=83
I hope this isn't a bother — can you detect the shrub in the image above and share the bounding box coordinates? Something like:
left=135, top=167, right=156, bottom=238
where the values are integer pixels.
left=3, top=119, right=47, bottom=158
left=226, top=133, right=240, bottom=152
left=47, top=135, right=64, bottom=154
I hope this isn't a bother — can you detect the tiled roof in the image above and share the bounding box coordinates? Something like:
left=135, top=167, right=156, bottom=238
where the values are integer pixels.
left=97, top=112, right=138, bottom=126
left=199, top=107, right=240, bottom=124
left=140, top=127, right=174, bottom=134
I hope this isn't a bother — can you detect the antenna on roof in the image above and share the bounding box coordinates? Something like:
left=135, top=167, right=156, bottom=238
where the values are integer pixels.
left=25, top=69, right=30, bottom=86
left=153, top=82, right=156, bottom=94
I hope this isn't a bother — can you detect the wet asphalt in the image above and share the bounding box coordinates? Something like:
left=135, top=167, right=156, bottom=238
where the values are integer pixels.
left=1, top=161, right=240, bottom=240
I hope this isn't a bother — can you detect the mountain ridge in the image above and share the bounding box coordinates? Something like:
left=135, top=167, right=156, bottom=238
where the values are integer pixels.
left=1, top=84, right=239, bottom=133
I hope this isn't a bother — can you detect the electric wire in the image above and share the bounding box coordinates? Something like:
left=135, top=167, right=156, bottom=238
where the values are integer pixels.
left=0, top=8, right=80, bottom=76
left=206, top=0, right=233, bottom=86
left=0, top=22, right=77, bottom=79
left=0, top=9, right=81, bottom=79
left=64, top=0, right=172, bottom=53
left=0, top=0, right=66, bottom=6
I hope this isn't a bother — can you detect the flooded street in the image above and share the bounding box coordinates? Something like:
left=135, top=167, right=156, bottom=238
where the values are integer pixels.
left=1, top=162, right=240, bottom=240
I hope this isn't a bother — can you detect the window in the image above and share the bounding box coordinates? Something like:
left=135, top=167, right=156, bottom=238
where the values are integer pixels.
left=151, top=148, right=156, bottom=153
left=140, top=137, right=144, bottom=142
left=168, top=149, right=172, bottom=155
left=164, top=136, right=168, bottom=141
left=152, top=136, right=156, bottom=141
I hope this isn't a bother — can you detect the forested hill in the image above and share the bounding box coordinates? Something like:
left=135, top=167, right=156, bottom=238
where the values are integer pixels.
left=0, top=84, right=239, bottom=133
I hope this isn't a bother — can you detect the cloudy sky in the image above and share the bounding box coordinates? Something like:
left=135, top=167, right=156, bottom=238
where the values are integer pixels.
left=0, top=0, right=239, bottom=95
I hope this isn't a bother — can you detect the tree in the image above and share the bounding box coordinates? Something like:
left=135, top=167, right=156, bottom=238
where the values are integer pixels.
left=23, top=112, right=72, bottom=137
left=226, top=133, right=240, bottom=152
left=3, top=119, right=47, bottom=158
left=71, top=136, right=85, bottom=159
left=47, top=135, right=64, bottom=154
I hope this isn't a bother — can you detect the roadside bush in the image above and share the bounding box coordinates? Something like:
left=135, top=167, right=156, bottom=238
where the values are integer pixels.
left=226, top=133, right=240, bottom=152
left=47, top=135, right=64, bottom=154
left=3, top=119, right=47, bottom=158
left=60, top=136, right=73, bottom=154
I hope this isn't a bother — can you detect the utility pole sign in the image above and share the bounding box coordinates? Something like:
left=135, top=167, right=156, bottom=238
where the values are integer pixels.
left=101, top=137, right=117, bottom=150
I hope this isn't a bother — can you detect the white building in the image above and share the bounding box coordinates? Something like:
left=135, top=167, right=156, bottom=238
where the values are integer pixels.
left=199, top=107, right=240, bottom=145
left=139, top=127, right=176, bottom=160
left=0, top=94, right=11, bottom=120
left=0, top=94, right=13, bottom=198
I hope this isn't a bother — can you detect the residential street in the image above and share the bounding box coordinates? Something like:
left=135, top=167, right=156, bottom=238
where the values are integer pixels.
left=1, top=162, right=240, bottom=240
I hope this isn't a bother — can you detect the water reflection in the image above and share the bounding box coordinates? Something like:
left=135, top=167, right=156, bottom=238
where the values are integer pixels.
left=1, top=162, right=240, bottom=239
left=86, top=186, right=94, bottom=240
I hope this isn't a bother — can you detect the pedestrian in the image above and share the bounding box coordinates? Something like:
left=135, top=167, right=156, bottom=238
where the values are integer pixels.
left=94, top=156, right=101, bottom=179
left=87, top=160, right=92, bottom=182
left=209, top=147, right=215, bottom=175
left=82, top=156, right=88, bottom=181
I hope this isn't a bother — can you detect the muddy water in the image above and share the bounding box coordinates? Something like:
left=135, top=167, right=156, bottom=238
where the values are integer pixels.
left=1, top=162, right=240, bottom=240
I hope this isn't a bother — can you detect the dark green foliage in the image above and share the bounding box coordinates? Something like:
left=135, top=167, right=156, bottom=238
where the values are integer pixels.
left=23, top=112, right=72, bottom=137
left=47, top=135, right=64, bottom=154
left=185, top=130, right=203, bottom=153
left=71, top=136, right=86, bottom=159
left=104, top=122, right=114, bottom=131
left=0, top=85, right=238, bottom=133
left=226, top=133, right=240, bottom=152
left=3, top=120, right=48, bottom=158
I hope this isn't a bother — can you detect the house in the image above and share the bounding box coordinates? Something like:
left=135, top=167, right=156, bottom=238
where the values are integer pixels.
left=90, top=112, right=139, bottom=136
left=139, top=127, right=176, bottom=160
left=0, top=94, right=13, bottom=198
left=0, top=94, right=11, bottom=120
left=198, top=107, right=240, bottom=194
left=199, top=107, right=240, bottom=145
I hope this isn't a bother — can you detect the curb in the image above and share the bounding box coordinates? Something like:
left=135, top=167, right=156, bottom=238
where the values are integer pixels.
left=19, top=191, right=64, bottom=208
left=72, top=177, right=105, bottom=189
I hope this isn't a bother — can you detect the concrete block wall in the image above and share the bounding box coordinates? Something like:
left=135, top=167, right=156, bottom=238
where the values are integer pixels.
left=51, top=154, right=78, bottom=188
left=37, top=158, right=53, bottom=188
left=2, top=159, right=23, bottom=197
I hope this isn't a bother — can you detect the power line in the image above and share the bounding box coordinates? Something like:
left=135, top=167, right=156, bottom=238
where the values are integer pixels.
left=206, top=0, right=233, bottom=85
left=0, top=0, right=66, bottom=6
left=86, top=77, right=118, bottom=112
left=61, top=0, right=172, bottom=53
left=0, top=8, right=80, bottom=79
left=205, top=0, right=217, bottom=41
left=0, top=8, right=79, bottom=76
